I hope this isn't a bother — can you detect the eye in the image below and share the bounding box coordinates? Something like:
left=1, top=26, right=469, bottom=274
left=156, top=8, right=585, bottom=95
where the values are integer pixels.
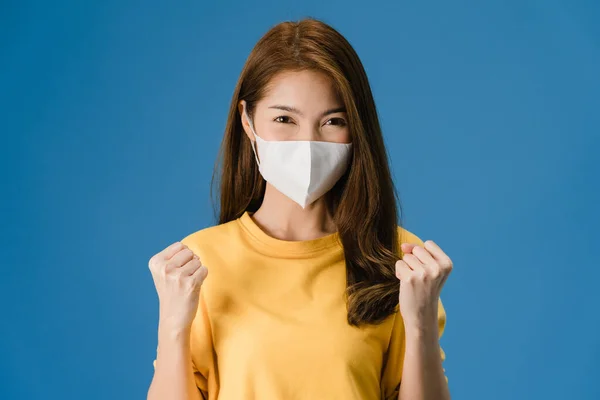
left=273, top=115, right=294, bottom=124
left=325, top=118, right=347, bottom=127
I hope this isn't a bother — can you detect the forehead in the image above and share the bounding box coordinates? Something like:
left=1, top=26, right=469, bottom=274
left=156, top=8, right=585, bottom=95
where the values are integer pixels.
left=262, top=69, right=343, bottom=109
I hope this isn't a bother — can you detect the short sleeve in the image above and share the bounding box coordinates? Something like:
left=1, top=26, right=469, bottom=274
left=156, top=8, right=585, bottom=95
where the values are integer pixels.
left=380, top=228, right=449, bottom=400
left=151, top=237, right=216, bottom=399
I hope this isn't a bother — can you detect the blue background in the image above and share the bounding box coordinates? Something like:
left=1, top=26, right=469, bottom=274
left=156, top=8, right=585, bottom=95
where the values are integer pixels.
left=1, top=1, right=598, bottom=399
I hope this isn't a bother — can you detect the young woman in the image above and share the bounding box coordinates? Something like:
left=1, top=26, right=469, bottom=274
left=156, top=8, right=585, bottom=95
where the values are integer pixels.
left=148, top=17, right=452, bottom=400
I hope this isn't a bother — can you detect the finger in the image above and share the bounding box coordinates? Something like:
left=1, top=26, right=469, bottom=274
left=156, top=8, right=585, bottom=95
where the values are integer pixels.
left=168, top=248, right=196, bottom=269
left=439, top=271, right=450, bottom=290
left=179, top=257, right=202, bottom=276
left=395, top=260, right=412, bottom=280
left=161, top=241, right=183, bottom=260
left=423, top=240, right=453, bottom=274
left=402, top=253, right=425, bottom=272
left=411, top=245, right=436, bottom=266
left=401, top=242, right=417, bottom=255
left=423, top=240, right=449, bottom=263
left=192, top=265, right=209, bottom=286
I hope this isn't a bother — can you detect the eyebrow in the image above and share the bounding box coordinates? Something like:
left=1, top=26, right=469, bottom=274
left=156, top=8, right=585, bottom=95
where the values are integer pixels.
left=267, top=104, right=347, bottom=118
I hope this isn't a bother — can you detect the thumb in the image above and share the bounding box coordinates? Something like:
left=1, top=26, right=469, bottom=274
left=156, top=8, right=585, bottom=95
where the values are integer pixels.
left=193, top=265, right=209, bottom=287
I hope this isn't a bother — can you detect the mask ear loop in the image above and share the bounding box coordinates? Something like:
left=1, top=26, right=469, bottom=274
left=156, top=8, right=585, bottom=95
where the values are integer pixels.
left=244, top=108, right=261, bottom=166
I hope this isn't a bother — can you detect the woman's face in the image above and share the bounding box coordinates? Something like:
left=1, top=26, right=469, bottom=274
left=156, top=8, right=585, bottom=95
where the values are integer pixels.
left=240, top=69, right=351, bottom=144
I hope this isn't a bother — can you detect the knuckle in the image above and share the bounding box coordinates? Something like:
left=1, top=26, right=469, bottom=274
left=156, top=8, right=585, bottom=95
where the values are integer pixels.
left=174, top=271, right=186, bottom=283
left=159, top=267, right=167, bottom=281
left=184, top=275, right=197, bottom=288
left=443, top=259, right=453, bottom=271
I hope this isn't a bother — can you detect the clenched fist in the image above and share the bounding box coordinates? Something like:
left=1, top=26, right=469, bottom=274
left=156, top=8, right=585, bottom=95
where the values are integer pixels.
left=148, top=241, right=209, bottom=333
left=395, top=240, right=452, bottom=331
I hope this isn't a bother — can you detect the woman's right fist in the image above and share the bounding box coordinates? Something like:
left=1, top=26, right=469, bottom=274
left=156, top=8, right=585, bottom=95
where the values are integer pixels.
left=148, top=241, right=209, bottom=332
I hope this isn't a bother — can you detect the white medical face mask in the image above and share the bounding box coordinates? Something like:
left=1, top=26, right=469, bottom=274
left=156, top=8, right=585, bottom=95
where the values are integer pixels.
left=244, top=108, right=353, bottom=209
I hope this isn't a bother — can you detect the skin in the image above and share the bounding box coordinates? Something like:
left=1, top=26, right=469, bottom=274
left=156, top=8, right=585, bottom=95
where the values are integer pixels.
left=396, top=241, right=453, bottom=400
left=148, top=69, right=453, bottom=400
left=147, top=242, right=207, bottom=400
left=238, top=69, right=351, bottom=242
left=239, top=69, right=453, bottom=399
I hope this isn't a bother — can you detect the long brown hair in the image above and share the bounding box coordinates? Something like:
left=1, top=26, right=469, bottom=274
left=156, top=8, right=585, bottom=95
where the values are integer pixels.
left=211, top=17, right=403, bottom=327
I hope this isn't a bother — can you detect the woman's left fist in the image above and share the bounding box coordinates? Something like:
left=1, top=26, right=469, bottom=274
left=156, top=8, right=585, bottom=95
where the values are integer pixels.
left=395, top=240, right=453, bottom=330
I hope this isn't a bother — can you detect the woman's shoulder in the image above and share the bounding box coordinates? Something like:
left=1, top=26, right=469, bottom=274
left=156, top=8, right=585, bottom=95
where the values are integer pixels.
left=179, top=218, right=241, bottom=255
left=396, top=225, right=425, bottom=247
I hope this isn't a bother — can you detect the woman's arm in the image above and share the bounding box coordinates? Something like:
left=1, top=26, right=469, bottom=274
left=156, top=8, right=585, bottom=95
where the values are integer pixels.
left=398, top=322, right=450, bottom=400
left=395, top=239, right=453, bottom=400
left=147, top=325, right=203, bottom=400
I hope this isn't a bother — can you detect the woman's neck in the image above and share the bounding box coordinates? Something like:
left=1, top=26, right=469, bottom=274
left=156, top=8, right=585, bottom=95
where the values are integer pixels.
left=251, top=183, right=337, bottom=241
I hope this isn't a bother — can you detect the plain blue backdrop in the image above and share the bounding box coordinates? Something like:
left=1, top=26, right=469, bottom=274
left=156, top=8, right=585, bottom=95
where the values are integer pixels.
left=1, top=1, right=598, bottom=399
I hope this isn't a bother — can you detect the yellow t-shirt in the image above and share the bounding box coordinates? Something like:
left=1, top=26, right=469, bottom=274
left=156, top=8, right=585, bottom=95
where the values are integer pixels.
left=152, top=211, right=447, bottom=399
